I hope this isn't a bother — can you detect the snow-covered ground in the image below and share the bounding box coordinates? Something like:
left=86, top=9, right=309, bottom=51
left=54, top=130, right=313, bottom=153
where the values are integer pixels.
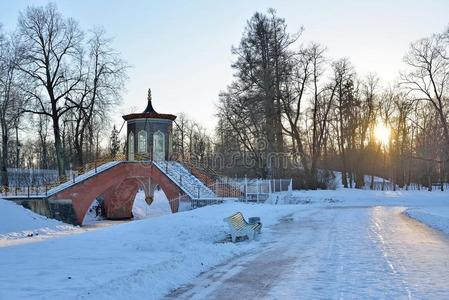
left=1, top=188, right=172, bottom=246
left=0, top=188, right=449, bottom=299
left=405, top=207, right=449, bottom=236
left=0, top=201, right=298, bottom=299
left=0, top=199, right=84, bottom=247
left=269, top=188, right=449, bottom=209
left=171, top=205, right=449, bottom=299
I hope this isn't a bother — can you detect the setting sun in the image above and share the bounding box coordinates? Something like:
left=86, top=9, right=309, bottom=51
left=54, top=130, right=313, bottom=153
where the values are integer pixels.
left=374, top=123, right=391, bottom=146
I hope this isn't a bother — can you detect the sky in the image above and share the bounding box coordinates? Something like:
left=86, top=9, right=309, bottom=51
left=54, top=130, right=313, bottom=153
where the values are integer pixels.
left=1, top=0, right=448, bottom=134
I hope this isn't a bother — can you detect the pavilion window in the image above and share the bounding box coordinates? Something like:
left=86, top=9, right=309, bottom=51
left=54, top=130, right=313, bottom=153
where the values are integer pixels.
left=128, top=132, right=135, bottom=160
left=138, top=130, right=147, bottom=153
left=153, top=131, right=165, bottom=161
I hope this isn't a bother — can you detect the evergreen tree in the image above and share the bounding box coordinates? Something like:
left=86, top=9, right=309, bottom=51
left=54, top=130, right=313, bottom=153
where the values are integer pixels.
left=109, top=125, right=120, bottom=158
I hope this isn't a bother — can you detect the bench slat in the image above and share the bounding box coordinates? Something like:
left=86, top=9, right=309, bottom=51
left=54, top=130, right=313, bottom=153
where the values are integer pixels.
left=223, top=212, right=262, bottom=242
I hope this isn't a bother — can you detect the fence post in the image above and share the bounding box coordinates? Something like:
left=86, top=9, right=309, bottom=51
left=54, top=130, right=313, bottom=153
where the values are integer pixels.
left=245, top=175, right=248, bottom=202
left=197, top=186, right=200, bottom=199
left=269, top=179, right=272, bottom=194
left=180, top=175, right=182, bottom=186
left=256, top=179, right=259, bottom=203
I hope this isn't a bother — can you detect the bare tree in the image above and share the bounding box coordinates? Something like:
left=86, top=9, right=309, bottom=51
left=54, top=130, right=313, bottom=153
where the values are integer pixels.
left=331, top=58, right=355, bottom=187
left=16, top=3, right=83, bottom=177
left=353, top=74, right=379, bottom=188
left=282, top=44, right=336, bottom=187
left=36, top=114, right=51, bottom=169
left=401, top=30, right=449, bottom=157
left=0, top=27, right=24, bottom=187
left=67, top=28, right=127, bottom=166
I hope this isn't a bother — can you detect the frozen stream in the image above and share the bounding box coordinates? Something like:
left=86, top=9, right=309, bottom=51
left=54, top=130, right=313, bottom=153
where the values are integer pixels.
left=168, top=206, right=449, bottom=299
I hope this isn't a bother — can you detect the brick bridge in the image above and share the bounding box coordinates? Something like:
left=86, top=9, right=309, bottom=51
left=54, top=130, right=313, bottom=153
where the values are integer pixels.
left=48, top=162, right=185, bottom=225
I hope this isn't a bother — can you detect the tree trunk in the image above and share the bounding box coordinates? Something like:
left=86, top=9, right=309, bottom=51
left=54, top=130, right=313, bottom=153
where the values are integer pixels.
left=52, top=116, right=65, bottom=178
left=0, top=124, right=8, bottom=188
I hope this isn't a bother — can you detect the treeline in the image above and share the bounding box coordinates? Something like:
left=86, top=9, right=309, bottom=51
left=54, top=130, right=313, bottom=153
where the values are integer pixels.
left=2, top=5, right=448, bottom=191
left=172, top=113, right=213, bottom=163
left=206, top=9, right=449, bottom=189
left=0, top=3, right=127, bottom=186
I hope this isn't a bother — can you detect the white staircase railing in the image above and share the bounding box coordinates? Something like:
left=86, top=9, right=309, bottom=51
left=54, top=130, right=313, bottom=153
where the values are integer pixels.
left=153, top=161, right=216, bottom=199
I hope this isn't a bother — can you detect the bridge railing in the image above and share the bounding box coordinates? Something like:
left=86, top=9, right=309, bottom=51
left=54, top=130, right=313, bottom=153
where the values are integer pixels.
left=0, top=153, right=127, bottom=197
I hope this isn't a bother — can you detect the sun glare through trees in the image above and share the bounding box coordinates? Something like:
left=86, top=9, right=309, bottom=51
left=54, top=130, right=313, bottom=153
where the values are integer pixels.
left=374, top=122, right=391, bottom=147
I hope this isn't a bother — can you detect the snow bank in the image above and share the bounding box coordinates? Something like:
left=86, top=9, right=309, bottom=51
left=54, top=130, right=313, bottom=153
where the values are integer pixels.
left=0, top=201, right=299, bottom=299
left=405, top=207, right=449, bottom=236
left=0, top=199, right=78, bottom=240
left=268, top=188, right=449, bottom=208
left=132, top=189, right=171, bottom=219
left=332, top=171, right=389, bottom=188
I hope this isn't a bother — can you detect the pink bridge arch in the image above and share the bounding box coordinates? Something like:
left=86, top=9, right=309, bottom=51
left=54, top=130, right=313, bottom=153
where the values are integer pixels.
left=49, top=162, right=184, bottom=225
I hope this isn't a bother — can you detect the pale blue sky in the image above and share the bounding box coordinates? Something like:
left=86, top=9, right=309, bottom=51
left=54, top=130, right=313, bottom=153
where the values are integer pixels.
left=1, top=0, right=448, bottom=132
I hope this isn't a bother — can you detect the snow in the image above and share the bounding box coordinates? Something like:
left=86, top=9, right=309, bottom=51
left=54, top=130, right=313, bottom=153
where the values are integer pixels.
left=0, top=199, right=83, bottom=247
left=174, top=205, right=449, bottom=299
left=168, top=189, right=449, bottom=299
left=331, top=170, right=391, bottom=189
left=1, top=187, right=449, bottom=298
left=132, top=188, right=172, bottom=219
left=154, top=161, right=216, bottom=199
left=0, top=186, right=172, bottom=245
left=272, top=189, right=449, bottom=238
left=405, top=207, right=449, bottom=236
left=0, top=201, right=297, bottom=299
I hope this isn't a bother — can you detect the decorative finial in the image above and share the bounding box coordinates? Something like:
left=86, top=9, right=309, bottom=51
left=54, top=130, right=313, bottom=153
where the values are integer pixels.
left=147, top=88, right=152, bottom=102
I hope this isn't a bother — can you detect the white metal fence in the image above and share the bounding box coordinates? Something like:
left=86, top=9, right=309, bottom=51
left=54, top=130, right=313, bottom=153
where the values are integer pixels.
left=365, top=181, right=449, bottom=191
left=208, top=177, right=293, bottom=202
left=0, top=168, right=73, bottom=196
left=170, top=177, right=293, bottom=210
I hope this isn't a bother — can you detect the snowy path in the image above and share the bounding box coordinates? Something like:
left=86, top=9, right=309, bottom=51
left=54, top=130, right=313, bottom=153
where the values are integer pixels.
left=168, top=206, right=449, bottom=299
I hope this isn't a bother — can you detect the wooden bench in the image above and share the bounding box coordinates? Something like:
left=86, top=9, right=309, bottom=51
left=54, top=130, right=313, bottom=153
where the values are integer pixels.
left=223, top=212, right=262, bottom=242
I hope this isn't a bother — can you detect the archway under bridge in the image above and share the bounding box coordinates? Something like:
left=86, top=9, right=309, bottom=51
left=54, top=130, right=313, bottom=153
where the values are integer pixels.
left=48, top=162, right=185, bottom=225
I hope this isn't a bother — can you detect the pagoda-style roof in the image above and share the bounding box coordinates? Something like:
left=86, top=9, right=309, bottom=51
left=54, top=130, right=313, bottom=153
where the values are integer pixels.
left=122, top=88, right=177, bottom=121
left=122, top=112, right=176, bottom=121
left=143, top=97, right=158, bottom=114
